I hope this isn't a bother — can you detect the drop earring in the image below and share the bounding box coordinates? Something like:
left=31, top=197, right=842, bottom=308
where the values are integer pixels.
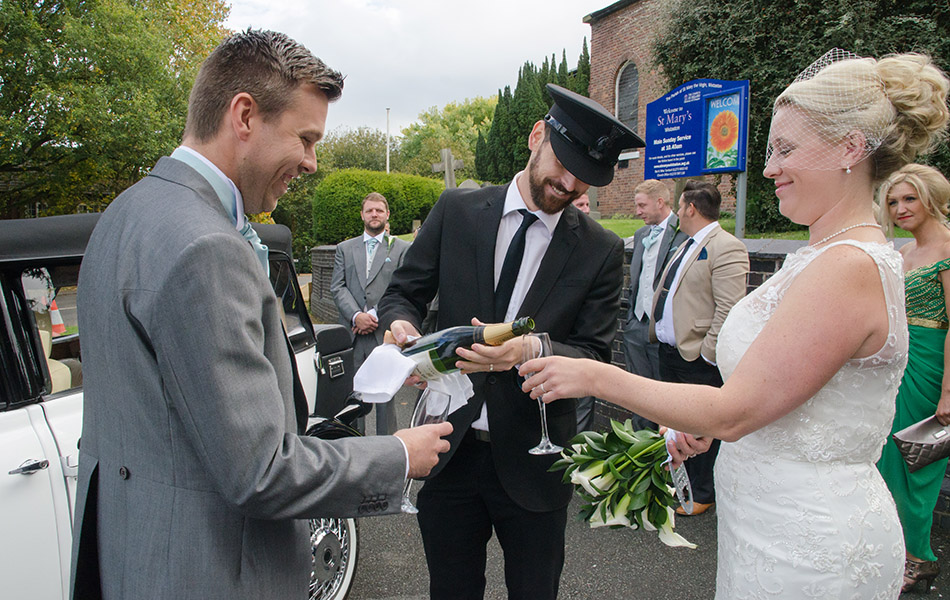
left=845, top=166, right=851, bottom=174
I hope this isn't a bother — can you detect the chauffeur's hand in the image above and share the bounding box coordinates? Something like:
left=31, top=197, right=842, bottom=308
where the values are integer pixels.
left=455, top=317, right=522, bottom=374
left=395, top=422, right=453, bottom=479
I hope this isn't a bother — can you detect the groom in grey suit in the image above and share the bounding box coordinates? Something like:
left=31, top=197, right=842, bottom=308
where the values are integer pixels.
left=70, top=30, right=450, bottom=600
left=332, top=192, right=410, bottom=434
left=622, top=180, right=688, bottom=392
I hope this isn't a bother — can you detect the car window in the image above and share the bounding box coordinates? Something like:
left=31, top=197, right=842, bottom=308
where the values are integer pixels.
left=269, top=253, right=314, bottom=353
left=22, top=267, right=82, bottom=395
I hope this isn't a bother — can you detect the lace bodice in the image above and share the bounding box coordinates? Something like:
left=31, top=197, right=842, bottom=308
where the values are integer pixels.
left=713, top=241, right=906, bottom=599
left=717, top=240, right=908, bottom=463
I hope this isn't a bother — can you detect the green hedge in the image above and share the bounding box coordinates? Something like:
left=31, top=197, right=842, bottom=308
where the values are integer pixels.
left=312, top=169, right=444, bottom=245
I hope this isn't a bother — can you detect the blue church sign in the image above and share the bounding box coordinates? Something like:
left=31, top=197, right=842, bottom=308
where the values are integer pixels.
left=644, top=78, right=749, bottom=180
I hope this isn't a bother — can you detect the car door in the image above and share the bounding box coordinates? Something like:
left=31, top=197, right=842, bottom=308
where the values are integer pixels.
left=0, top=267, right=81, bottom=600
left=269, top=249, right=319, bottom=415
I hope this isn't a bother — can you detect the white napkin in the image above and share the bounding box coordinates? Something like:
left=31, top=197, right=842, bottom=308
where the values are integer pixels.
left=353, top=344, right=474, bottom=415
left=426, top=371, right=474, bottom=416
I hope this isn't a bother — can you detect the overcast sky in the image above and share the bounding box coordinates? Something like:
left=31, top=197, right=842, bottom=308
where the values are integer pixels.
left=224, top=0, right=611, bottom=136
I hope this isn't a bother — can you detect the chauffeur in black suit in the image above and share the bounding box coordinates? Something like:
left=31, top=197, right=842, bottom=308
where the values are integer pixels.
left=379, top=85, right=643, bottom=600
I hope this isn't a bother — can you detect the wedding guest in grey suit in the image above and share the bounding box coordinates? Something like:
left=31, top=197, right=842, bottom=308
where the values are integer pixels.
left=623, top=180, right=688, bottom=378
left=70, top=29, right=450, bottom=600
left=332, top=192, right=410, bottom=434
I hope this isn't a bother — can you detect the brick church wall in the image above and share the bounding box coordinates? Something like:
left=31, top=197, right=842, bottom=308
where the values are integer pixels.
left=585, top=0, right=735, bottom=216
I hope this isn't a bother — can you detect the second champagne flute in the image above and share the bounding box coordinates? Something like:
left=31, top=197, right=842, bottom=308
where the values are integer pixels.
left=522, top=332, right=563, bottom=455
left=400, top=387, right=452, bottom=514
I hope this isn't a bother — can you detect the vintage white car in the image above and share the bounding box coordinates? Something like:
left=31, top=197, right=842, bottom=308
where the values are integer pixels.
left=0, top=214, right=359, bottom=600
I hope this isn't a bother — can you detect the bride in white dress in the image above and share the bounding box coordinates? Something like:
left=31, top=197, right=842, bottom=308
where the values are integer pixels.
left=520, top=50, right=949, bottom=598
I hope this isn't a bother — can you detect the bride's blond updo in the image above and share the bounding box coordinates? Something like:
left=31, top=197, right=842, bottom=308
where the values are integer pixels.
left=771, top=51, right=949, bottom=181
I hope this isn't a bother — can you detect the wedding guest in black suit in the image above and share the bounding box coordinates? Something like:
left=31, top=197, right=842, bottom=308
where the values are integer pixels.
left=379, top=84, right=642, bottom=600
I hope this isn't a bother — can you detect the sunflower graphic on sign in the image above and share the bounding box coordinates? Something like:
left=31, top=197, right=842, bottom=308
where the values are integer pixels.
left=705, top=91, right=741, bottom=169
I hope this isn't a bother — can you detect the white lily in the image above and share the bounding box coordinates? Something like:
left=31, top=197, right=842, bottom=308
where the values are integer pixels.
left=602, top=493, right=632, bottom=527
left=656, top=506, right=696, bottom=549
left=571, top=461, right=607, bottom=496
left=589, top=471, right=616, bottom=495
left=588, top=500, right=609, bottom=528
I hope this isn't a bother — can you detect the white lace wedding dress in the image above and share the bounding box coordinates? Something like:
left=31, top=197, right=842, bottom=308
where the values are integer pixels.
left=714, top=241, right=907, bottom=599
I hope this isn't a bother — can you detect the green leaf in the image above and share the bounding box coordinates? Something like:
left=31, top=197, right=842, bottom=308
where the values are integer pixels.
left=629, top=492, right=649, bottom=511
left=610, top=419, right=638, bottom=444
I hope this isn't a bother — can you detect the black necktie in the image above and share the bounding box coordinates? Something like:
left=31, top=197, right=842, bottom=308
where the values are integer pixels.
left=653, top=238, right=694, bottom=323
left=495, top=209, right=539, bottom=321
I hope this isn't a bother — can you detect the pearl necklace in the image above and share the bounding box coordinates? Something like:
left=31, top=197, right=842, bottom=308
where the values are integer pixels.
left=813, top=222, right=881, bottom=247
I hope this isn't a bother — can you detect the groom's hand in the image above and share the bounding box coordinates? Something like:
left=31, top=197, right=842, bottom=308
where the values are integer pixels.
left=395, top=422, right=453, bottom=479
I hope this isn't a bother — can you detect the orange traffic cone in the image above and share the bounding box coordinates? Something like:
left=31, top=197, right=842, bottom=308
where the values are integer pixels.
left=50, top=299, right=66, bottom=336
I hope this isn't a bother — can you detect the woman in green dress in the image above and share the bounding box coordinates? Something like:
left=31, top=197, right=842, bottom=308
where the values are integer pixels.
left=877, top=162, right=950, bottom=593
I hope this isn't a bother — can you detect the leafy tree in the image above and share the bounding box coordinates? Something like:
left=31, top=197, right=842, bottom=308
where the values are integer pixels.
left=653, top=0, right=950, bottom=232
left=0, top=0, right=229, bottom=218
left=311, top=169, right=443, bottom=245
left=315, top=126, right=400, bottom=175
left=271, top=176, right=319, bottom=272
left=398, top=97, right=495, bottom=182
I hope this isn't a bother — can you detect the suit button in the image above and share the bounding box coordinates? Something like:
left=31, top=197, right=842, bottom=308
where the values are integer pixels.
left=487, top=375, right=497, bottom=385
left=118, top=466, right=130, bottom=480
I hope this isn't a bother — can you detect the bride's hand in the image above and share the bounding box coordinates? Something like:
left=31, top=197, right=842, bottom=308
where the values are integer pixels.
left=519, top=356, right=594, bottom=402
left=664, top=430, right=713, bottom=468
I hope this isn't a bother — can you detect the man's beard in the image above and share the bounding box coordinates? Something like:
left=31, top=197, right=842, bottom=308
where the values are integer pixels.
left=364, top=221, right=385, bottom=236
left=527, top=153, right=580, bottom=215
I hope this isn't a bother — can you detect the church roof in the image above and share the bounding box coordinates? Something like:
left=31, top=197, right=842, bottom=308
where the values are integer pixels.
left=583, top=0, right=641, bottom=24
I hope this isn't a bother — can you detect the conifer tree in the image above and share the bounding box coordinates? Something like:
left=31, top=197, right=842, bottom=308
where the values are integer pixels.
left=510, top=63, right=548, bottom=170
left=558, top=50, right=570, bottom=87
left=574, top=37, right=591, bottom=96
left=475, top=131, right=489, bottom=181
left=486, top=86, right=513, bottom=182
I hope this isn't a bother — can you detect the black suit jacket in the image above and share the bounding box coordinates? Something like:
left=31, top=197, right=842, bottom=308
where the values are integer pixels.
left=379, top=185, right=624, bottom=512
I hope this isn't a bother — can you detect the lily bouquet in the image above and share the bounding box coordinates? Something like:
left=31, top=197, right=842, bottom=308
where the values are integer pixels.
left=551, top=419, right=696, bottom=548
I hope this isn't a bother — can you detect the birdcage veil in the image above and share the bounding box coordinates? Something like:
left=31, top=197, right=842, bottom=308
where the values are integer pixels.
left=765, top=48, right=893, bottom=171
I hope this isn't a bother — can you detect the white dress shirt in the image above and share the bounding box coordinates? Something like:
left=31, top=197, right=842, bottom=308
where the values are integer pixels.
left=472, top=172, right=563, bottom=431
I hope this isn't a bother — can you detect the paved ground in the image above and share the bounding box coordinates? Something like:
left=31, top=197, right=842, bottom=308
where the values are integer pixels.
left=348, top=387, right=950, bottom=599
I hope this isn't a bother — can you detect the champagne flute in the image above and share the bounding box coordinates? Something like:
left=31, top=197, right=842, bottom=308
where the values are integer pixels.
left=522, top=332, right=563, bottom=455
left=401, top=387, right=452, bottom=514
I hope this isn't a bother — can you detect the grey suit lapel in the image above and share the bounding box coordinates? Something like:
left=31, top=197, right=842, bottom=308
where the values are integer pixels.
left=150, top=157, right=233, bottom=225
left=353, top=237, right=368, bottom=290
left=629, top=227, right=647, bottom=283
left=654, top=214, right=681, bottom=282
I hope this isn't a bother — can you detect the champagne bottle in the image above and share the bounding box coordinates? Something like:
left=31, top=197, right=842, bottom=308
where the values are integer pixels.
left=401, top=317, right=535, bottom=380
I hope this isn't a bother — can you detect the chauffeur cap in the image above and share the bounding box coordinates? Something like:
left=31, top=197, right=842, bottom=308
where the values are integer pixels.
left=544, top=84, right=645, bottom=187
